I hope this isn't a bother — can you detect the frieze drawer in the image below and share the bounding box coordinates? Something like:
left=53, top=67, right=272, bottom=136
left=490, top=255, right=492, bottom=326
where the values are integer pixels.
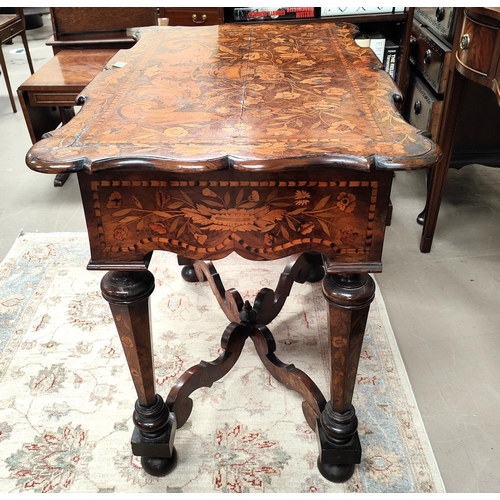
left=415, top=6, right=457, bottom=42
left=410, top=21, right=452, bottom=94
left=405, top=70, right=443, bottom=140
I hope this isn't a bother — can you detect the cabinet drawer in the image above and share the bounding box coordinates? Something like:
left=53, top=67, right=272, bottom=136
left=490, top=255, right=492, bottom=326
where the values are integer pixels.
left=405, top=71, right=443, bottom=140
left=415, top=7, right=457, bottom=42
left=0, top=18, right=21, bottom=42
left=456, top=9, right=500, bottom=78
left=28, top=92, right=81, bottom=107
left=161, top=8, right=223, bottom=26
left=410, top=21, right=452, bottom=95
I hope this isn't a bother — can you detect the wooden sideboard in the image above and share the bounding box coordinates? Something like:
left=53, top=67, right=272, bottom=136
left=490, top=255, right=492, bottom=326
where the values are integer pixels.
left=47, top=7, right=159, bottom=53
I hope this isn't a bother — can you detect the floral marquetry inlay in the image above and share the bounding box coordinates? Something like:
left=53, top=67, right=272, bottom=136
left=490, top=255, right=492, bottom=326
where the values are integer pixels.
left=91, top=179, right=379, bottom=260
left=27, top=23, right=439, bottom=175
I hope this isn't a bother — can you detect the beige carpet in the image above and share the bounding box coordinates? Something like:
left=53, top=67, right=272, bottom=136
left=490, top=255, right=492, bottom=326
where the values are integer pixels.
left=0, top=232, right=444, bottom=493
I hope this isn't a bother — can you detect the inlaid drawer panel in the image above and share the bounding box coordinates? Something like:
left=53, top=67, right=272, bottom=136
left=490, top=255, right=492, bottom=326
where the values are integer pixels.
left=410, top=21, right=452, bottom=94
left=405, top=70, right=443, bottom=140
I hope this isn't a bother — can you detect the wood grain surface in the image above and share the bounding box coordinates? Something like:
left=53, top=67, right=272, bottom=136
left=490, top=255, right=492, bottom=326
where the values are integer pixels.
left=27, top=23, right=439, bottom=175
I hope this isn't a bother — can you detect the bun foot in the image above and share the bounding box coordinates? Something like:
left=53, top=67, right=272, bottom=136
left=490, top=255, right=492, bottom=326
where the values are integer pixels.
left=306, top=264, right=325, bottom=283
left=141, top=447, right=177, bottom=477
left=181, top=265, right=206, bottom=283
left=317, top=459, right=355, bottom=483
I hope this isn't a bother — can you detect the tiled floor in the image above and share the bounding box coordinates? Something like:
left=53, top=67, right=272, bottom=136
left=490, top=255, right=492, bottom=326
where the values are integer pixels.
left=1, top=16, right=499, bottom=493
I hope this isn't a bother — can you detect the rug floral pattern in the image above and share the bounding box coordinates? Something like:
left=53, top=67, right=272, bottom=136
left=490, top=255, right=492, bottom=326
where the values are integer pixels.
left=0, top=233, right=444, bottom=493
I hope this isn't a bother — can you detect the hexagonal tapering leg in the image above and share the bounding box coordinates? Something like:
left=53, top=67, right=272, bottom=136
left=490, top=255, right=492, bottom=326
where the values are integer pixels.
left=101, top=270, right=177, bottom=476
left=317, top=273, right=375, bottom=482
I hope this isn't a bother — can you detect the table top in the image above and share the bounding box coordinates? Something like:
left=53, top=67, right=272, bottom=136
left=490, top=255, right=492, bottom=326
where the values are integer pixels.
left=27, top=23, right=439, bottom=175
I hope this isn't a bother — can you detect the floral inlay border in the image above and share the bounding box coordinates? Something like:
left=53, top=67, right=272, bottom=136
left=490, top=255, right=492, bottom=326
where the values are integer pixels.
left=90, top=179, right=379, bottom=258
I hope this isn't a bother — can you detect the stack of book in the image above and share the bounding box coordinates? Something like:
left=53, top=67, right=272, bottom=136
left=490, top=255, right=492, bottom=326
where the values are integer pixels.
left=232, top=7, right=315, bottom=21
left=354, top=32, right=400, bottom=81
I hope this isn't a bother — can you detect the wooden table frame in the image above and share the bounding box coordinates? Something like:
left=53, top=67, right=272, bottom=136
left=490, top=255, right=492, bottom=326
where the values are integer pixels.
left=26, top=24, right=439, bottom=483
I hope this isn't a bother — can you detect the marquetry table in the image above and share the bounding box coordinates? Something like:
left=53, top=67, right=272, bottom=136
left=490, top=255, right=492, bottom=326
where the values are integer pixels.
left=26, top=23, right=439, bottom=483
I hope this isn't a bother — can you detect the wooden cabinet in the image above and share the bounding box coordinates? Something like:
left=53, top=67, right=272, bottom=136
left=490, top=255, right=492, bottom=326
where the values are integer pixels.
left=403, top=8, right=458, bottom=142
left=404, top=7, right=500, bottom=252
left=404, top=7, right=500, bottom=170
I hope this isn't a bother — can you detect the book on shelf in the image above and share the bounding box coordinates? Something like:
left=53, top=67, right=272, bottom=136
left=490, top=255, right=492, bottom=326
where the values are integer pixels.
left=354, top=33, right=400, bottom=80
left=354, top=33, right=371, bottom=47
left=354, top=32, right=385, bottom=61
left=383, top=39, right=400, bottom=81
left=232, top=7, right=315, bottom=22
left=368, top=32, right=386, bottom=63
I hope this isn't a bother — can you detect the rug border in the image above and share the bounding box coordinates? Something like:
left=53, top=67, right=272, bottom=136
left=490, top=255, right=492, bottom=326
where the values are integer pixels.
left=370, top=281, right=446, bottom=493
left=1, top=231, right=446, bottom=492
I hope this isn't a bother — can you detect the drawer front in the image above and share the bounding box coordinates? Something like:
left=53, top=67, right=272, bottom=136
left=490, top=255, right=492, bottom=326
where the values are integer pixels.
left=456, top=10, right=499, bottom=78
left=415, top=7, right=457, bottom=42
left=0, top=18, right=22, bottom=42
left=79, top=169, right=393, bottom=271
left=161, top=8, right=222, bottom=26
left=29, top=92, right=81, bottom=107
left=410, top=22, right=452, bottom=94
left=405, top=71, right=443, bottom=140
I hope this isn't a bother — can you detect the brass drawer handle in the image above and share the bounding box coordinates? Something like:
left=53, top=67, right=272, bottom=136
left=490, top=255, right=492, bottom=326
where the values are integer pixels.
left=192, top=14, right=207, bottom=24
left=460, top=34, right=471, bottom=50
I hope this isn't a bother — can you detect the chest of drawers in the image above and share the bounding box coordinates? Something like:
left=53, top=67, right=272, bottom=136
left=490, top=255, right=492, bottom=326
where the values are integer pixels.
left=405, top=7, right=500, bottom=252
left=404, top=7, right=458, bottom=142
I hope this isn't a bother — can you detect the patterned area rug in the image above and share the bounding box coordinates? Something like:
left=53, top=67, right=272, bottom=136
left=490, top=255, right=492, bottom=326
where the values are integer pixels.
left=0, top=232, right=444, bottom=493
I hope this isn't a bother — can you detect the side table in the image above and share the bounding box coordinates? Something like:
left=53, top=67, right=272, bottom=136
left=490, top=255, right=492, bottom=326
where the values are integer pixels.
left=26, top=24, right=439, bottom=483
left=18, top=48, right=118, bottom=186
